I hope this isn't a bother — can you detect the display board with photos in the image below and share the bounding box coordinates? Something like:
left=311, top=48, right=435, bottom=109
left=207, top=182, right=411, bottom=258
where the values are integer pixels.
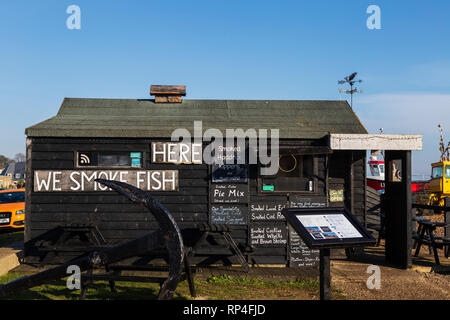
left=282, top=207, right=376, bottom=249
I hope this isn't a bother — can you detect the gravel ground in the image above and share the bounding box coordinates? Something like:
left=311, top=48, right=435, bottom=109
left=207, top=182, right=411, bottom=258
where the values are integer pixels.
left=331, top=250, right=450, bottom=300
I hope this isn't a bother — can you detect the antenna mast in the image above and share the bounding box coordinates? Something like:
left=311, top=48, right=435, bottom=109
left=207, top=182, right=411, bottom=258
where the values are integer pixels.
left=438, top=124, right=450, bottom=161
left=338, top=72, right=363, bottom=109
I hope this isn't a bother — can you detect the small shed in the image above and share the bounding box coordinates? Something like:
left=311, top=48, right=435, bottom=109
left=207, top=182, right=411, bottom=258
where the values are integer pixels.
left=24, top=86, right=370, bottom=267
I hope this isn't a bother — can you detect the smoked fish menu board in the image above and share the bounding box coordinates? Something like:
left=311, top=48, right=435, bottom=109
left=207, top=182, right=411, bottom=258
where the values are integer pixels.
left=288, top=225, right=319, bottom=267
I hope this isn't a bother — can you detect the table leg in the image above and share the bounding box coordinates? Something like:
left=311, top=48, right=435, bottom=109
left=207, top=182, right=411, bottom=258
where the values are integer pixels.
left=414, top=225, right=426, bottom=257
left=427, top=228, right=440, bottom=266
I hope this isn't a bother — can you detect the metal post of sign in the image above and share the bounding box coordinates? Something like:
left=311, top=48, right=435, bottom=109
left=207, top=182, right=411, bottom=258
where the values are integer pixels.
left=282, top=207, right=376, bottom=301
left=319, top=248, right=331, bottom=300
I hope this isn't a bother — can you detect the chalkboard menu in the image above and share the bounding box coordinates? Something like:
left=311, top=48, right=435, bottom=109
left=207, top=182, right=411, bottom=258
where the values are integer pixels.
left=288, top=196, right=325, bottom=267
left=289, top=196, right=327, bottom=208
left=288, top=225, right=319, bottom=267
left=211, top=143, right=248, bottom=183
left=212, top=164, right=248, bottom=183
left=249, top=202, right=286, bottom=221
left=250, top=224, right=288, bottom=247
left=211, top=184, right=249, bottom=203
left=210, top=205, right=247, bottom=225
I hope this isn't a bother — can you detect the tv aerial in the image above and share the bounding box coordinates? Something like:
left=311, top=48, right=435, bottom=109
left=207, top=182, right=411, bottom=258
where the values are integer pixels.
left=438, top=124, right=450, bottom=161
left=338, top=72, right=363, bottom=109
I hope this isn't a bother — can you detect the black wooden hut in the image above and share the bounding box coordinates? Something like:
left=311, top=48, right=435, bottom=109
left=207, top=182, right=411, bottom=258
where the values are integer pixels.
left=24, top=86, right=368, bottom=267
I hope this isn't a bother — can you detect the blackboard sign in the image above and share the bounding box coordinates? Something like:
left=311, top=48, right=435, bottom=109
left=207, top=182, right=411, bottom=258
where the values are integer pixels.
left=289, top=196, right=327, bottom=208
left=250, top=224, right=288, bottom=247
left=249, top=202, right=286, bottom=221
left=211, top=184, right=249, bottom=203
left=288, top=196, right=324, bottom=267
left=210, top=205, right=247, bottom=225
left=212, top=164, right=248, bottom=183
left=288, top=225, right=319, bottom=267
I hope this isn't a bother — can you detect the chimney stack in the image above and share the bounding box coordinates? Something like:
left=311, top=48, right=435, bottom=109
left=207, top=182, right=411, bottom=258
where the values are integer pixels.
left=150, top=85, right=186, bottom=103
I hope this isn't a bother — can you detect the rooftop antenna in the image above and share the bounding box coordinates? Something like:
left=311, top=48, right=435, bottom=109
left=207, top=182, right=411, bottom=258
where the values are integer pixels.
left=379, top=128, right=384, bottom=157
left=438, top=124, right=450, bottom=161
left=338, top=72, right=363, bottom=109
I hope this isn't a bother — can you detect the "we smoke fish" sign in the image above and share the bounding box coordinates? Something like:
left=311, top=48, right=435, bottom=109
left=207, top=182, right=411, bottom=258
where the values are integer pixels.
left=33, top=170, right=179, bottom=192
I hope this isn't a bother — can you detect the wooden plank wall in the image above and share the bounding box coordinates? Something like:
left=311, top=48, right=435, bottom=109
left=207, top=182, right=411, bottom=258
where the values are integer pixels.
left=25, top=138, right=355, bottom=266
left=26, top=138, right=210, bottom=264
left=366, top=186, right=381, bottom=238
left=328, top=150, right=366, bottom=224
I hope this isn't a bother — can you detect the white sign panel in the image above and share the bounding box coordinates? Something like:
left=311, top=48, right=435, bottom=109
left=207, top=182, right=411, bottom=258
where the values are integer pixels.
left=33, top=170, right=179, bottom=192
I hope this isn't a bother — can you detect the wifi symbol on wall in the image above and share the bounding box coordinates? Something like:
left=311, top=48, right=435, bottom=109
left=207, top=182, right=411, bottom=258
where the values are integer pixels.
left=79, top=153, right=91, bottom=165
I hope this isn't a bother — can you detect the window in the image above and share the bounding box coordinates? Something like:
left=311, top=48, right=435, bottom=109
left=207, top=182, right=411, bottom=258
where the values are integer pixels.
left=77, top=152, right=143, bottom=168
left=259, top=154, right=316, bottom=193
left=445, top=166, right=450, bottom=178
left=370, top=164, right=380, bottom=176
left=389, top=159, right=402, bottom=182
left=432, top=166, right=443, bottom=179
left=0, top=191, right=25, bottom=204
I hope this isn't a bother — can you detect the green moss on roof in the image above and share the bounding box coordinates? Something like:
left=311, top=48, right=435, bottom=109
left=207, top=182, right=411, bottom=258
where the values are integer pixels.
left=25, top=98, right=367, bottom=138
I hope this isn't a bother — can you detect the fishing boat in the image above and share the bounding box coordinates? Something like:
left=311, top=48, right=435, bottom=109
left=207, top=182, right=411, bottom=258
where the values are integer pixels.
left=366, top=152, right=428, bottom=193
left=367, top=154, right=385, bottom=192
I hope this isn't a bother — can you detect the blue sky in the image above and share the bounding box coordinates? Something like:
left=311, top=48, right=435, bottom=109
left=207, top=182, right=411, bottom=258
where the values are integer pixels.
left=1, top=0, right=449, bottom=175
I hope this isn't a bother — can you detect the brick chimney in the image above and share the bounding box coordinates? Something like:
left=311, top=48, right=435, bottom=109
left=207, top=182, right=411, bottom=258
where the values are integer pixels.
left=150, top=85, right=186, bottom=103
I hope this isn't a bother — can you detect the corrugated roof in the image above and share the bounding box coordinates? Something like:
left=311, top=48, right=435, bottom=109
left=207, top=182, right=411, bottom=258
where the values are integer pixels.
left=25, top=98, right=367, bottom=139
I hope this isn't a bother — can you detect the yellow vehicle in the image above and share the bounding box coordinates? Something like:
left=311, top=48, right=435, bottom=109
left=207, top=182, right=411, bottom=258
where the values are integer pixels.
left=428, top=124, right=450, bottom=206
left=428, top=161, right=450, bottom=206
left=0, top=189, right=25, bottom=229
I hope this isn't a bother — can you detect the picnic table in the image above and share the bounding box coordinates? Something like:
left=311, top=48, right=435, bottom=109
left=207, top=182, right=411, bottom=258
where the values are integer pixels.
left=413, top=218, right=450, bottom=265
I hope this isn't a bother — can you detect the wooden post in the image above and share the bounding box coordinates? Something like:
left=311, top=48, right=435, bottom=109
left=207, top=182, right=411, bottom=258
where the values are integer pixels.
left=384, top=150, right=412, bottom=269
left=24, top=138, right=32, bottom=244
left=319, top=248, right=331, bottom=300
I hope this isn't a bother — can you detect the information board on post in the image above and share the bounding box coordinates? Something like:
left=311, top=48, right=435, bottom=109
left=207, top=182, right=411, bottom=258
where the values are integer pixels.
left=282, top=207, right=376, bottom=249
